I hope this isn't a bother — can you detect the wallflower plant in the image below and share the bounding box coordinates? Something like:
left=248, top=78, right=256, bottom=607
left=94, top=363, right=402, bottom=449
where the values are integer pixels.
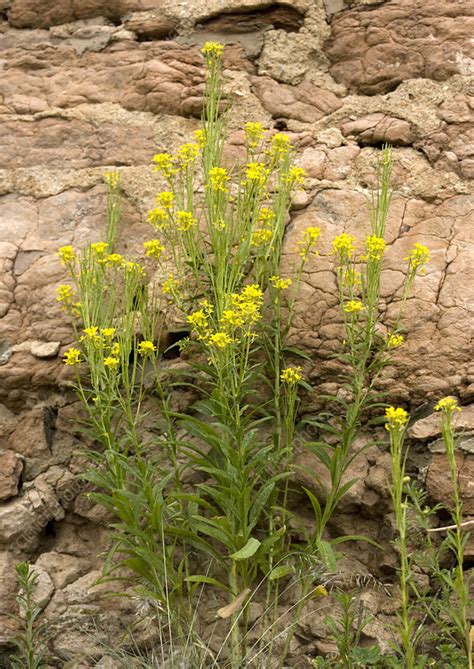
left=51, top=41, right=453, bottom=669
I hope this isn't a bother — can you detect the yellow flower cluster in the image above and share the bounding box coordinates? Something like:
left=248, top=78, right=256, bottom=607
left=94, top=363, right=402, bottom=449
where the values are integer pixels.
left=194, top=129, right=205, bottom=147
left=208, top=167, right=229, bottom=193
left=56, top=284, right=73, bottom=304
left=106, top=253, right=123, bottom=266
left=187, top=309, right=209, bottom=330
left=244, top=122, right=265, bottom=149
left=287, top=166, right=305, bottom=186
left=143, top=239, right=165, bottom=259
left=137, top=340, right=156, bottom=356
left=104, top=171, right=120, bottom=188
left=269, top=275, right=292, bottom=290
left=101, top=328, right=116, bottom=339
left=251, top=207, right=274, bottom=246
left=220, top=310, right=245, bottom=329
left=201, top=41, right=224, bottom=58
left=187, top=301, right=216, bottom=340
left=385, top=406, right=409, bottom=431
left=229, top=284, right=264, bottom=324
left=91, top=242, right=109, bottom=258
left=82, top=326, right=102, bottom=343
left=124, top=260, right=144, bottom=275
left=270, top=133, right=291, bottom=157
left=58, top=245, right=76, bottom=264
left=387, top=333, right=404, bottom=349
left=405, top=243, right=430, bottom=270
left=63, top=348, right=82, bottom=366
left=434, top=396, right=461, bottom=413
left=297, top=226, right=320, bottom=260
left=176, top=210, right=197, bottom=231
left=332, top=233, right=357, bottom=263
left=258, top=207, right=274, bottom=224
left=251, top=228, right=273, bottom=246
left=152, top=153, right=176, bottom=179
left=104, top=356, right=120, bottom=369
left=157, top=192, right=174, bottom=209
left=281, top=366, right=302, bottom=384
left=343, top=300, right=363, bottom=314
left=147, top=207, right=168, bottom=229
left=162, top=274, right=179, bottom=295
left=245, top=162, right=269, bottom=186
left=177, top=143, right=200, bottom=166
left=365, top=235, right=386, bottom=262
left=209, top=332, right=232, bottom=349
left=80, top=327, right=120, bottom=351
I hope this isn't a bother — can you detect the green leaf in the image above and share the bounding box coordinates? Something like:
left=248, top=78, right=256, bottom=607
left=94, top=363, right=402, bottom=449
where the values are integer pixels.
left=268, top=564, right=294, bottom=581
left=231, top=537, right=261, bottom=561
left=332, top=534, right=382, bottom=549
left=185, top=575, right=230, bottom=592
left=303, top=487, right=323, bottom=529
left=316, top=539, right=337, bottom=572
left=281, top=345, right=312, bottom=361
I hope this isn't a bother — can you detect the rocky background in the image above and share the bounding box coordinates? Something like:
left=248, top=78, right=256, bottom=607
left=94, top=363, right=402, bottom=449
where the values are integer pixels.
left=0, top=0, right=473, bottom=666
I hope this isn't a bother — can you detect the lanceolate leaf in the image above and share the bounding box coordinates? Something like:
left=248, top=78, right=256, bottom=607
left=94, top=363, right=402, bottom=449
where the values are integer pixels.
left=230, top=537, right=261, bottom=561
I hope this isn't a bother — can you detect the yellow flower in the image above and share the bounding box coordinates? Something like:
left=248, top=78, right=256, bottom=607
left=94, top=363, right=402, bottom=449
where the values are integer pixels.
left=152, top=153, right=176, bottom=178
left=156, top=191, right=174, bottom=209
left=270, top=133, right=291, bottom=156
left=194, top=129, right=205, bottom=147
left=343, top=300, right=364, bottom=314
left=332, top=233, right=357, bottom=263
left=220, top=309, right=245, bottom=329
left=106, top=253, right=123, bottom=266
left=365, top=235, right=386, bottom=262
left=187, top=309, right=209, bottom=329
left=162, top=274, right=179, bottom=295
left=57, top=245, right=76, bottom=264
left=104, top=356, right=120, bottom=369
left=90, top=242, right=109, bottom=257
left=201, top=41, right=224, bottom=58
left=244, top=121, right=265, bottom=148
left=208, top=167, right=229, bottom=193
left=251, top=228, right=273, bottom=246
left=56, top=284, right=73, bottom=304
left=245, top=161, right=269, bottom=186
left=147, top=207, right=169, bottom=229
left=297, top=226, right=321, bottom=259
left=81, top=326, right=102, bottom=344
left=177, top=143, right=200, bottom=166
left=175, top=210, right=197, bottom=232
left=137, top=340, right=156, bottom=356
left=385, top=406, right=409, bottom=431
left=240, top=284, right=264, bottom=304
left=387, top=333, right=404, bottom=349
left=287, top=166, right=305, bottom=186
left=269, top=275, right=292, bottom=290
left=434, top=397, right=461, bottom=413
left=63, top=348, right=82, bottom=366
left=228, top=284, right=264, bottom=325
left=100, top=328, right=116, bottom=339
left=143, top=239, right=165, bottom=259
left=405, top=243, right=430, bottom=270
left=199, top=299, right=214, bottom=315
left=209, top=332, right=232, bottom=349
left=104, top=171, right=120, bottom=188
left=111, top=342, right=120, bottom=356
left=124, top=260, right=144, bottom=274
left=258, top=207, right=275, bottom=224
left=280, top=366, right=302, bottom=384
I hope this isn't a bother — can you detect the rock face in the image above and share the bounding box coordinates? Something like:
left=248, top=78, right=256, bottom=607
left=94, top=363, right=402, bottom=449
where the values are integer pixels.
left=0, top=0, right=472, bottom=664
